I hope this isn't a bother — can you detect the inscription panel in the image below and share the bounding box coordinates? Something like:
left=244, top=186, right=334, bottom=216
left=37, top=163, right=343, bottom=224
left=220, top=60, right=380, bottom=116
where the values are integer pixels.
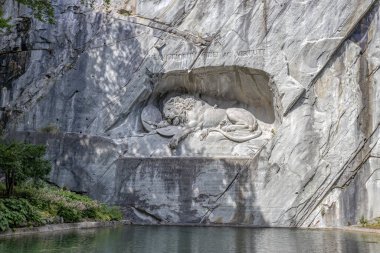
left=162, top=49, right=265, bottom=62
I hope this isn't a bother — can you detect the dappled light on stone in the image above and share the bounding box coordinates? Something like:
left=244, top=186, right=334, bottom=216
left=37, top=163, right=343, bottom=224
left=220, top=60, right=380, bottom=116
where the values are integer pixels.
left=1, top=0, right=380, bottom=231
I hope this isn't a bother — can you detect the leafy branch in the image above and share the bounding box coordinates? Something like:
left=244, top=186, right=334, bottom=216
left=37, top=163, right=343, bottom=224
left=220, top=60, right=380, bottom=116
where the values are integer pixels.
left=0, top=9, right=12, bottom=29
left=0, top=142, right=51, bottom=196
left=0, top=0, right=112, bottom=29
left=16, top=0, right=55, bottom=23
left=1, top=0, right=54, bottom=29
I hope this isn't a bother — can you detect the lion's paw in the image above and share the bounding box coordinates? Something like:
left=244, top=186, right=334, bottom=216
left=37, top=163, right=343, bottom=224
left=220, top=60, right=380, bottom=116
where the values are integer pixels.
left=199, top=130, right=209, bottom=141
left=168, top=138, right=179, bottom=149
left=221, top=125, right=234, bottom=132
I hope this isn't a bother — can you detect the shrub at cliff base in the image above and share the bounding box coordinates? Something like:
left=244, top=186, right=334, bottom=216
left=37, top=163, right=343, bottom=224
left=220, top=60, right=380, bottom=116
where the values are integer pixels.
left=0, top=183, right=123, bottom=232
left=0, top=142, right=122, bottom=232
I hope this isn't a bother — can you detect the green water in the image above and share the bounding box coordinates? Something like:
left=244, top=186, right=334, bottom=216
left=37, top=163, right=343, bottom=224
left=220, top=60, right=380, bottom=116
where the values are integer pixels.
left=1, top=226, right=380, bottom=253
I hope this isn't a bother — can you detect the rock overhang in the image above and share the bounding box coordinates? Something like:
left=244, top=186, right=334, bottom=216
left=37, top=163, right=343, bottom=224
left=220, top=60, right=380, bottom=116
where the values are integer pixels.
left=150, top=66, right=280, bottom=125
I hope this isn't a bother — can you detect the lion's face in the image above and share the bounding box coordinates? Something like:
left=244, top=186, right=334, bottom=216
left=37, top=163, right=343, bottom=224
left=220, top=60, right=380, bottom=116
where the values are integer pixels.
left=162, top=96, right=197, bottom=125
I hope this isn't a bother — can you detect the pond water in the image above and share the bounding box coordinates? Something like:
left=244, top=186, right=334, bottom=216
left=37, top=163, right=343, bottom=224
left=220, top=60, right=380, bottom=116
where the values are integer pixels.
left=1, top=226, right=380, bottom=253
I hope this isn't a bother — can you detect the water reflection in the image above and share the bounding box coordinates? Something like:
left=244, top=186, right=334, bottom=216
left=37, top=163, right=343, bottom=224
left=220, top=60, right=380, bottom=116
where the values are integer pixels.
left=0, top=226, right=380, bottom=253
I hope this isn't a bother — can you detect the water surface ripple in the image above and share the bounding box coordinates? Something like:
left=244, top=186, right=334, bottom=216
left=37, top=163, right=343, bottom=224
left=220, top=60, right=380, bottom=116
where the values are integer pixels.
left=1, top=226, right=380, bottom=253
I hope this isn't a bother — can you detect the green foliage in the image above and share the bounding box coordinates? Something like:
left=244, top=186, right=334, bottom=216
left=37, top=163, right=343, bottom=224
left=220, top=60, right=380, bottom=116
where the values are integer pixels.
left=1, top=0, right=55, bottom=29
left=359, top=216, right=380, bottom=229
left=359, top=215, right=368, bottom=227
left=83, top=205, right=123, bottom=221
left=0, top=142, right=51, bottom=196
left=1, top=0, right=113, bottom=29
left=103, top=206, right=123, bottom=221
left=16, top=0, right=55, bottom=24
left=117, top=9, right=131, bottom=16
left=0, top=10, right=11, bottom=29
left=0, top=183, right=123, bottom=232
left=57, top=205, right=82, bottom=223
left=0, top=198, right=42, bottom=231
left=39, top=124, right=59, bottom=134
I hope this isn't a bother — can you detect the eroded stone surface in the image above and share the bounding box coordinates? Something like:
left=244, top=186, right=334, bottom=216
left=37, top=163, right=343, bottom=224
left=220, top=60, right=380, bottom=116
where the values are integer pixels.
left=2, top=0, right=380, bottom=227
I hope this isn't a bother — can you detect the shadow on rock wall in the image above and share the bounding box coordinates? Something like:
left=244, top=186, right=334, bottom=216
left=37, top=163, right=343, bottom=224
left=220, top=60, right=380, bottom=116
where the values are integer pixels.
left=22, top=18, right=146, bottom=135
left=111, top=155, right=267, bottom=226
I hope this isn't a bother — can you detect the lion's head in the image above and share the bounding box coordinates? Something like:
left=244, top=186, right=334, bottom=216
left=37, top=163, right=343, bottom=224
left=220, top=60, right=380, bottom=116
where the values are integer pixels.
left=162, top=95, right=198, bottom=125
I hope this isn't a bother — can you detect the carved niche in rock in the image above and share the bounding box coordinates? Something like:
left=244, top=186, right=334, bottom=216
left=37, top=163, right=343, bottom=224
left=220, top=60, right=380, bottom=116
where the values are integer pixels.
left=135, top=66, right=279, bottom=157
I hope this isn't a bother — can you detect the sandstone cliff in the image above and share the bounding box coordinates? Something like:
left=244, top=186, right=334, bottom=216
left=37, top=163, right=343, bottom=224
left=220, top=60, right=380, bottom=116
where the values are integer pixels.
left=1, top=0, right=380, bottom=227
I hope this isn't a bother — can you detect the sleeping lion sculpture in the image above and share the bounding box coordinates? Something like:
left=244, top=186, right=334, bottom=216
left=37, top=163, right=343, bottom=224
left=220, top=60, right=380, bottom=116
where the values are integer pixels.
left=142, top=95, right=262, bottom=149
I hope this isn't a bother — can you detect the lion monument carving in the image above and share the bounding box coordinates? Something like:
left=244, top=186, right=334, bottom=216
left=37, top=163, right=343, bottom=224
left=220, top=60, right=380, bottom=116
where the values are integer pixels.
left=142, top=95, right=262, bottom=149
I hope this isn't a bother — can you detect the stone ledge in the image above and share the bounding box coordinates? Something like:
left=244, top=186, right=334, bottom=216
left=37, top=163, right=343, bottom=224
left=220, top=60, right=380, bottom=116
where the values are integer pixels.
left=337, top=226, right=380, bottom=234
left=0, top=220, right=130, bottom=238
left=307, top=226, right=380, bottom=235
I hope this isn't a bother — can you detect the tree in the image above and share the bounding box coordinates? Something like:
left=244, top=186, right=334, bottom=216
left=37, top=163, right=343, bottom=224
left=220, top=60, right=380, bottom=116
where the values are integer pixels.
left=0, top=142, right=51, bottom=196
left=15, top=0, right=55, bottom=23
left=0, top=0, right=111, bottom=29
left=1, top=0, right=54, bottom=29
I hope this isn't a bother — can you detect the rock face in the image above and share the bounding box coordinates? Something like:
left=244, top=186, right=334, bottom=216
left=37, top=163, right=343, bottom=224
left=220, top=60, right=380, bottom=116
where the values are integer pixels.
left=1, top=0, right=380, bottom=227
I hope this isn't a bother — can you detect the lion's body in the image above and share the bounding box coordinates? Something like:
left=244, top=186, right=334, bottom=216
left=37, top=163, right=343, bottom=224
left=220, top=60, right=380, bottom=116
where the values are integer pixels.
left=158, top=95, right=262, bottom=148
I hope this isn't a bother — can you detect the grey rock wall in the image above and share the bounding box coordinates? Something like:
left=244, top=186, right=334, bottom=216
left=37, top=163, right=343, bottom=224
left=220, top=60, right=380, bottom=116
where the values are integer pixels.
left=2, top=0, right=380, bottom=227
